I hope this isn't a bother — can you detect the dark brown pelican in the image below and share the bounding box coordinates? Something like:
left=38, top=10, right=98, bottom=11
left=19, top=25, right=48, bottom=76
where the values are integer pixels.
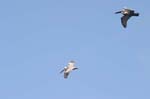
left=60, top=60, right=78, bottom=79
left=115, top=8, right=139, bottom=28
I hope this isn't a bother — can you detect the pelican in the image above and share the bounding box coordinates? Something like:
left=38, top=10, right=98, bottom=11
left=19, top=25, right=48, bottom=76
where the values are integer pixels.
left=115, top=8, right=139, bottom=28
left=60, top=60, right=78, bottom=79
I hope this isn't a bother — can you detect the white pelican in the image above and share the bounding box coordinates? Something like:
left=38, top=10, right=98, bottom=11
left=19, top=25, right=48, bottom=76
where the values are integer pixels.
left=60, top=61, right=78, bottom=78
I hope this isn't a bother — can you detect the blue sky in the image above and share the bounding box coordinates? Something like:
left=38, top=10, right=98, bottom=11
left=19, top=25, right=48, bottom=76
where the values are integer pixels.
left=0, top=0, right=150, bottom=99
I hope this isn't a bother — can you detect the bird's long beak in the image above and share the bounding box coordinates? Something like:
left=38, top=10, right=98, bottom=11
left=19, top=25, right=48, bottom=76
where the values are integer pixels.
left=115, top=11, right=121, bottom=14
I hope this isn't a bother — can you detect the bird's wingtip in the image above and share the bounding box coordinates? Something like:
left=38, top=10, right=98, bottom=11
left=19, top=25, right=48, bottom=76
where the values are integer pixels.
left=115, top=11, right=121, bottom=14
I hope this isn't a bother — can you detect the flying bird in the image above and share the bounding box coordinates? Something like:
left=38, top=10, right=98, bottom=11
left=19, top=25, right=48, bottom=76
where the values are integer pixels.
left=60, top=60, right=78, bottom=79
left=115, top=8, right=139, bottom=28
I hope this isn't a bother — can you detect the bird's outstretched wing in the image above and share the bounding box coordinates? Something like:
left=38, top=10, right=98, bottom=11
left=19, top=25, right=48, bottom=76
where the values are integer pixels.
left=73, top=67, right=78, bottom=70
left=60, top=68, right=65, bottom=73
left=64, top=72, right=69, bottom=78
left=60, top=66, right=68, bottom=73
left=121, top=15, right=131, bottom=28
left=115, top=11, right=121, bottom=14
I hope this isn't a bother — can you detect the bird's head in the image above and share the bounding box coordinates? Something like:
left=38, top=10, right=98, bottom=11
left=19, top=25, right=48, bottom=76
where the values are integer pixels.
left=64, top=66, right=67, bottom=69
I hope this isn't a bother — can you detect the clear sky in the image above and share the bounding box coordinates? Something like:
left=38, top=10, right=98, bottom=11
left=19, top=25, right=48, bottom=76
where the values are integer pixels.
left=0, top=0, right=149, bottom=99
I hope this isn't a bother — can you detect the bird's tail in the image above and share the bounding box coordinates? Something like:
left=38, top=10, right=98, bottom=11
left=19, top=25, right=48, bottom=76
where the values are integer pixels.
left=133, top=13, right=139, bottom=16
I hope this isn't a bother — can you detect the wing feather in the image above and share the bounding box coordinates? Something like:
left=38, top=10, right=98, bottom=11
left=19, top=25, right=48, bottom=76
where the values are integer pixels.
left=60, top=69, right=65, bottom=73
left=121, top=15, right=131, bottom=28
left=64, top=72, right=69, bottom=78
